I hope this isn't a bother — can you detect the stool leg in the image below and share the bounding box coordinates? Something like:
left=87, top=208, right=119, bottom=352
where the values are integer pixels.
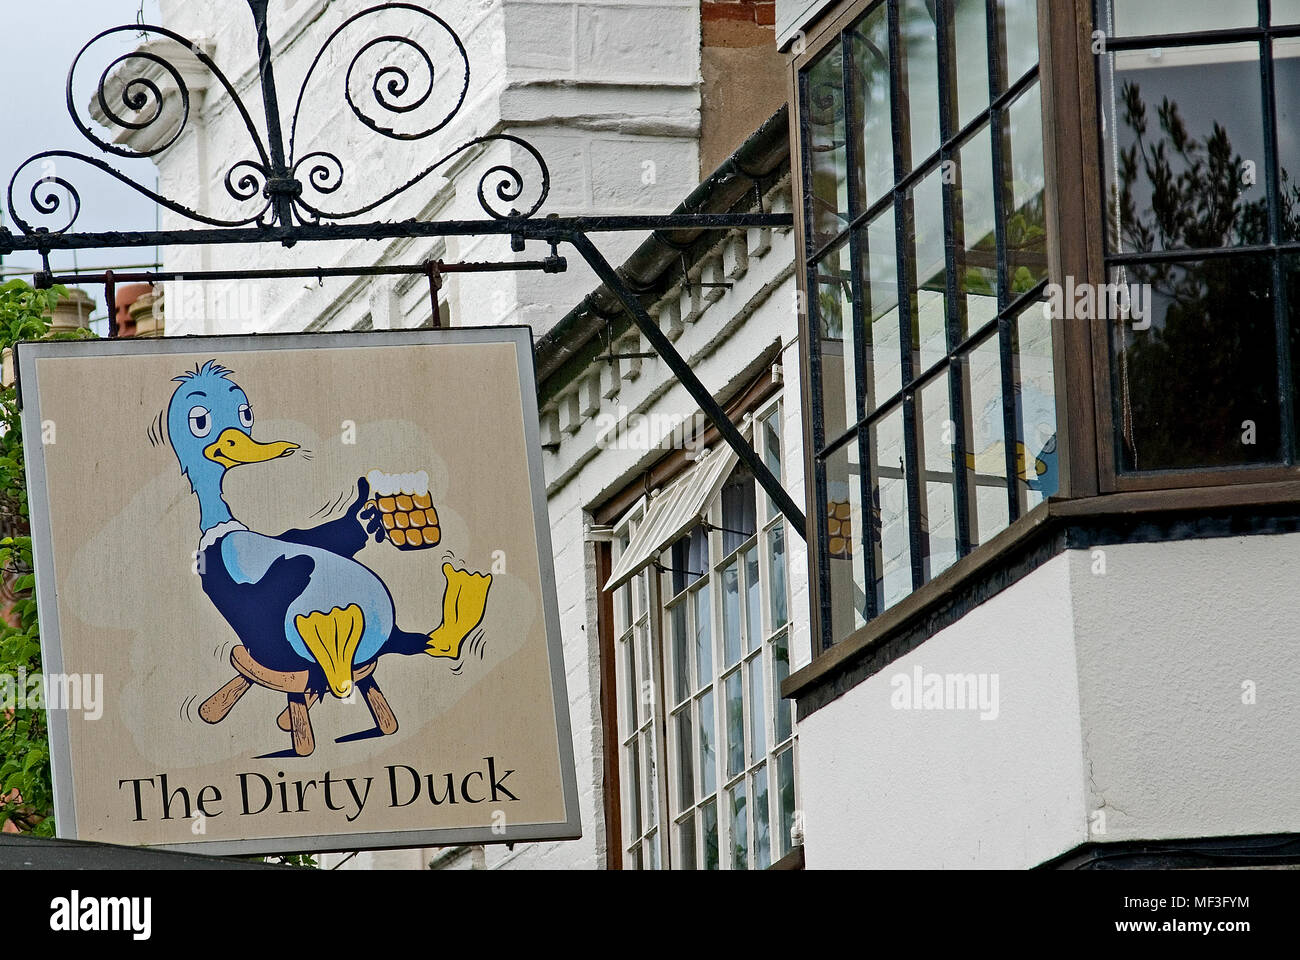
left=199, top=675, right=252, bottom=724
left=357, top=675, right=398, bottom=735
left=287, top=693, right=315, bottom=756
left=277, top=692, right=319, bottom=731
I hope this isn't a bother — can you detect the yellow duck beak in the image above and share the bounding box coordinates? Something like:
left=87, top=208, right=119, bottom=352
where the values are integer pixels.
left=204, top=428, right=298, bottom=469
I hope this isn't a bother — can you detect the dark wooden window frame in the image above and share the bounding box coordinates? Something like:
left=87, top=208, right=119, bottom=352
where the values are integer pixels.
left=786, top=0, right=1300, bottom=689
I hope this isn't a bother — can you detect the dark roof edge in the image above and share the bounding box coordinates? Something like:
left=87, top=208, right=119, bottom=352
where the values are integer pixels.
left=534, top=105, right=791, bottom=388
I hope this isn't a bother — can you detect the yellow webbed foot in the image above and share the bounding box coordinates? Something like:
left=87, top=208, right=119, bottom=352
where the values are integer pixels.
left=295, top=604, right=364, bottom=698
left=427, top=563, right=492, bottom=659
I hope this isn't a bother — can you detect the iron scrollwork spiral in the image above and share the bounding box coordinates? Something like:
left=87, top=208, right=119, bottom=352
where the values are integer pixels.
left=288, top=2, right=549, bottom=221
left=6, top=1, right=551, bottom=238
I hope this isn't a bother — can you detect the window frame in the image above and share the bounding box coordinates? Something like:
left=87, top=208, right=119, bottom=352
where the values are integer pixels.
left=790, top=0, right=1063, bottom=655
left=1088, top=0, right=1300, bottom=491
left=788, top=0, right=1300, bottom=678
left=606, top=398, right=800, bottom=870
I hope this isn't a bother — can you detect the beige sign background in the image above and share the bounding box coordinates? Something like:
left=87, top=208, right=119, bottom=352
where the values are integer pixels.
left=19, top=330, right=578, bottom=854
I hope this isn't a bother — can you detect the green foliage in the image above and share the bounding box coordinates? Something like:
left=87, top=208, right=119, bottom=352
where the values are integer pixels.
left=0, top=280, right=93, bottom=835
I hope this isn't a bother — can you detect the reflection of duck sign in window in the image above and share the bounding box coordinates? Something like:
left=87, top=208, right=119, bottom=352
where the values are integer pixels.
left=169, top=360, right=493, bottom=758
left=968, top=382, right=1058, bottom=495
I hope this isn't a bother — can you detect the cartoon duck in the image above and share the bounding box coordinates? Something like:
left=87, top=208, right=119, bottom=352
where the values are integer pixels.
left=168, top=360, right=491, bottom=720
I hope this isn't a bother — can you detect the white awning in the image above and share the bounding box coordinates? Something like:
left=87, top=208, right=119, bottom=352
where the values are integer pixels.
left=604, top=441, right=741, bottom=591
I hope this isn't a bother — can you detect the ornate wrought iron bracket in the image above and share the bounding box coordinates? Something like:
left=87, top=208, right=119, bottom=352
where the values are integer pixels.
left=5, top=0, right=550, bottom=247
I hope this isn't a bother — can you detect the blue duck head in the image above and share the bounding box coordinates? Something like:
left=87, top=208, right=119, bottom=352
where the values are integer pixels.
left=167, top=360, right=298, bottom=531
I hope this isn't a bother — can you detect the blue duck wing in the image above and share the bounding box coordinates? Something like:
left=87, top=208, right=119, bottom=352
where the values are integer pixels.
left=201, top=542, right=315, bottom=672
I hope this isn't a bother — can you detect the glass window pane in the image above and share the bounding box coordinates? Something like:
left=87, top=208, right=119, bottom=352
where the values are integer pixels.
left=725, top=669, right=745, bottom=780
left=1105, top=0, right=1259, bottom=35
left=849, top=0, right=893, bottom=208
left=753, top=763, right=771, bottom=870
left=1003, top=81, right=1048, bottom=294
left=955, top=124, right=1000, bottom=340
left=638, top=621, right=652, bottom=724
left=670, top=600, right=689, bottom=704
left=626, top=738, right=642, bottom=842
left=1277, top=0, right=1300, bottom=25
left=722, top=561, right=742, bottom=666
left=693, top=586, right=712, bottom=687
left=994, top=0, right=1039, bottom=90
left=907, top=167, right=949, bottom=373
left=676, top=709, right=695, bottom=811
left=643, top=729, right=658, bottom=830
left=1115, top=258, right=1281, bottom=471
left=1012, top=302, right=1059, bottom=510
left=677, top=817, right=697, bottom=871
left=1289, top=259, right=1300, bottom=423
left=760, top=410, right=783, bottom=521
left=702, top=799, right=720, bottom=870
left=744, top=546, right=761, bottom=651
left=670, top=528, right=706, bottom=595
left=622, top=637, right=638, bottom=735
left=729, top=781, right=749, bottom=870
left=748, top=652, right=767, bottom=764
left=1101, top=43, right=1267, bottom=255
left=963, top=332, right=1011, bottom=547
left=869, top=403, right=914, bottom=611
left=698, top=689, right=717, bottom=796
left=768, top=523, right=789, bottom=630
left=627, top=844, right=642, bottom=870
left=824, top=439, right=868, bottom=642
left=917, top=371, right=959, bottom=580
left=861, top=207, right=903, bottom=409
left=773, top=630, right=793, bottom=744
left=721, top=473, right=757, bottom=555
left=804, top=44, right=850, bottom=249
left=1277, top=39, right=1300, bottom=244
left=816, top=241, right=859, bottom=443
left=777, top=747, right=796, bottom=858
left=898, top=0, right=941, bottom=171
left=633, top=569, right=647, bottom=616
left=947, top=0, right=992, bottom=131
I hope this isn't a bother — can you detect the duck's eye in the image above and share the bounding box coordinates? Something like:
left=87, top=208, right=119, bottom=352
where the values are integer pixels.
left=238, top=404, right=254, bottom=428
left=188, top=406, right=212, bottom=438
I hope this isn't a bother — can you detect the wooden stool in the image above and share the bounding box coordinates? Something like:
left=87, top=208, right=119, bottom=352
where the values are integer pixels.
left=198, top=645, right=399, bottom=757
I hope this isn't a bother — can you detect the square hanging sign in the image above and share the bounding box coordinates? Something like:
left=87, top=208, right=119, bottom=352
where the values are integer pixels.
left=15, top=329, right=580, bottom=855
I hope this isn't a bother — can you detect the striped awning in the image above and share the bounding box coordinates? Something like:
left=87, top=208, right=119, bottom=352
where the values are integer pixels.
left=604, top=441, right=740, bottom=591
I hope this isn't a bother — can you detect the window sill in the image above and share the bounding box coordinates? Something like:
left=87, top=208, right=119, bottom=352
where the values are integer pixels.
left=783, top=479, right=1300, bottom=714
left=769, top=843, right=805, bottom=870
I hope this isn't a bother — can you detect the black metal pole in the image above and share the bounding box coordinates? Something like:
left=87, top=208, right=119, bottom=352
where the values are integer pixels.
left=566, top=230, right=808, bottom=542
left=0, top=214, right=792, bottom=256
left=247, top=0, right=297, bottom=232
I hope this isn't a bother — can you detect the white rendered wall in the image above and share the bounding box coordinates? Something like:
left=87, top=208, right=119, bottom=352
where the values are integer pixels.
left=798, top=553, right=1089, bottom=869
left=796, top=531, right=1300, bottom=868
left=1069, top=534, right=1300, bottom=845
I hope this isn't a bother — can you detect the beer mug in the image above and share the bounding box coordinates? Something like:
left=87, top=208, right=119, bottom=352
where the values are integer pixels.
left=365, top=470, right=441, bottom=551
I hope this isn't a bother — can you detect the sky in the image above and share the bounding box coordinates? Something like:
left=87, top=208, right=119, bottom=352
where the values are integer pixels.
left=0, top=0, right=164, bottom=319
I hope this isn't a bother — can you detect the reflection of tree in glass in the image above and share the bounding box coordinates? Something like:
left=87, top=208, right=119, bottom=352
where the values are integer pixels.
left=1111, top=81, right=1295, bottom=470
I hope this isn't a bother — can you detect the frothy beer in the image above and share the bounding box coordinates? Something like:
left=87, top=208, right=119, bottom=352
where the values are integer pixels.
left=366, top=470, right=440, bottom=550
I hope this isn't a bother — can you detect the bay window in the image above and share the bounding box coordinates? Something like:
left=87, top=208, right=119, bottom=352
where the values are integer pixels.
left=795, top=0, right=1057, bottom=649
